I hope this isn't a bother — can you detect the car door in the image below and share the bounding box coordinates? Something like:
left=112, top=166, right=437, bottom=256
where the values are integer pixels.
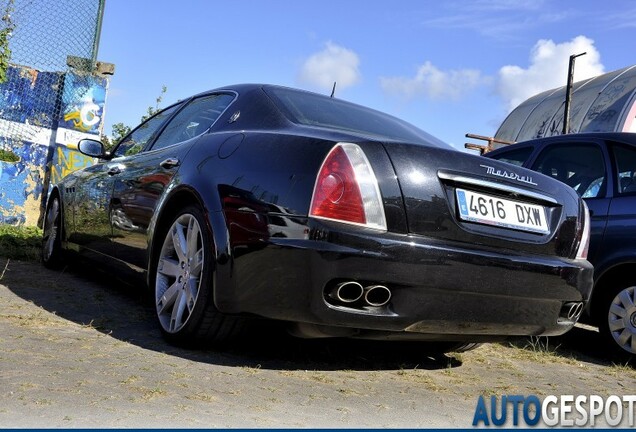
left=529, top=141, right=610, bottom=264
left=70, top=102, right=183, bottom=257
left=595, top=142, right=636, bottom=269
left=66, top=162, right=115, bottom=250
left=109, top=93, right=236, bottom=269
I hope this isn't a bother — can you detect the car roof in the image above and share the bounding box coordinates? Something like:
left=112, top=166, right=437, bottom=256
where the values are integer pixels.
left=188, top=83, right=326, bottom=99
left=488, top=132, right=636, bottom=157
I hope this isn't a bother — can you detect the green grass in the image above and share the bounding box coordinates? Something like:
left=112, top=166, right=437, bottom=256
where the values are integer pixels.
left=0, top=224, right=42, bottom=261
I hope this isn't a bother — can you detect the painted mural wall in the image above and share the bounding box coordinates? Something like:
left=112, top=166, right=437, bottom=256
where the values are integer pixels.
left=0, top=64, right=108, bottom=226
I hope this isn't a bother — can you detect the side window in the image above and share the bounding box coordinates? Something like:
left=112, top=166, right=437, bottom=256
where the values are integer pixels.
left=612, top=144, right=636, bottom=195
left=489, top=146, right=533, bottom=167
left=532, top=143, right=606, bottom=198
left=112, top=103, right=182, bottom=158
left=150, top=93, right=235, bottom=151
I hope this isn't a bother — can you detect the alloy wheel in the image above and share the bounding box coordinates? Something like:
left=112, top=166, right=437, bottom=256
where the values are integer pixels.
left=155, top=213, right=205, bottom=334
left=42, top=198, right=60, bottom=262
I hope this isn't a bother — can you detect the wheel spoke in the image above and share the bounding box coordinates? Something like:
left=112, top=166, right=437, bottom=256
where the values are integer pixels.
left=170, top=290, right=187, bottom=332
left=186, top=218, right=200, bottom=261
left=618, top=289, right=635, bottom=309
left=609, top=303, right=626, bottom=318
left=171, top=223, right=187, bottom=263
left=190, top=248, right=204, bottom=278
left=185, top=277, right=198, bottom=310
left=157, top=282, right=179, bottom=314
left=617, top=328, right=631, bottom=346
left=157, top=257, right=180, bottom=278
left=609, top=317, right=625, bottom=332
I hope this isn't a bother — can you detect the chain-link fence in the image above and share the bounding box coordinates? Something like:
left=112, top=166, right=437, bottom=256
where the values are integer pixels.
left=0, top=0, right=108, bottom=226
left=8, top=0, right=103, bottom=71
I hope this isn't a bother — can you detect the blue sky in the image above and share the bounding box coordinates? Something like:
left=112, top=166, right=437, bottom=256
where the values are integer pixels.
left=98, top=0, right=636, bottom=150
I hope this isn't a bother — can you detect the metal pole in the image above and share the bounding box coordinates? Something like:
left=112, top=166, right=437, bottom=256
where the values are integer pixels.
left=563, top=52, right=586, bottom=135
left=91, top=0, right=106, bottom=69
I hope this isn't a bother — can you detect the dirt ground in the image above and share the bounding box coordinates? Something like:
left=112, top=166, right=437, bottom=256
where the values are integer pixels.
left=0, top=257, right=634, bottom=428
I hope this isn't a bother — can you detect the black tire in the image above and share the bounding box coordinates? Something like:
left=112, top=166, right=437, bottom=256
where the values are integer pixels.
left=597, top=283, right=636, bottom=360
left=42, top=196, right=64, bottom=269
left=151, top=205, right=246, bottom=347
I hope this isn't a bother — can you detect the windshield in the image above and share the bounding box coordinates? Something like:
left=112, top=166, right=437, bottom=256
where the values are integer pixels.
left=264, top=86, right=450, bottom=147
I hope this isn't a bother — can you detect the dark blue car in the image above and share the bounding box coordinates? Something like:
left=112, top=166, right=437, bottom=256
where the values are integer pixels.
left=487, top=132, right=636, bottom=358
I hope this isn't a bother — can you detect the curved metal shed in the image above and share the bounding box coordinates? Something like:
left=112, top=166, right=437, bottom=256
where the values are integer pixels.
left=495, top=65, right=636, bottom=143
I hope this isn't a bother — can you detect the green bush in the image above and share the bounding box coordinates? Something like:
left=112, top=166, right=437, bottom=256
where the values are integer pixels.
left=0, top=224, right=42, bottom=261
left=0, top=148, right=19, bottom=162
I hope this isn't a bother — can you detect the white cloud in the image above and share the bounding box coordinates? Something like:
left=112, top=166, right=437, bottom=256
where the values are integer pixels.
left=378, top=35, right=606, bottom=125
left=381, top=61, right=485, bottom=101
left=497, top=35, right=604, bottom=112
left=298, top=42, right=361, bottom=91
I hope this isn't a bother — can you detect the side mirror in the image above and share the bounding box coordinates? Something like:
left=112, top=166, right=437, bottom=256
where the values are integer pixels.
left=77, top=138, right=107, bottom=158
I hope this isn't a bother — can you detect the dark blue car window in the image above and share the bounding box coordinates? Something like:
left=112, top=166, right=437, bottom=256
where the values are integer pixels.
left=532, top=143, right=606, bottom=198
left=612, top=144, right=636, bottom=194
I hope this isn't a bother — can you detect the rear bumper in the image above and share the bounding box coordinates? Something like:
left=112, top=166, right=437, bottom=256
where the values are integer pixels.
left=216, top=221, right=594, bottom=341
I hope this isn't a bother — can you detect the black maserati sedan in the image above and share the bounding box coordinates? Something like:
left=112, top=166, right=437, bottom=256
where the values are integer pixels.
left=41, top=84, right=593, bottom=350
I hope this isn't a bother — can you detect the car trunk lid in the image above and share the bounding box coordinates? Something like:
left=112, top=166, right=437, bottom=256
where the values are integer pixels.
left=382, top=143, right=582, bottom=258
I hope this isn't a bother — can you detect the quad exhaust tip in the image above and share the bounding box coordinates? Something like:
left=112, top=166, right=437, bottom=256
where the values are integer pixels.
left=560, top=301, right=584, bottom=322
left=364, top=285, right=392, bottom=307
left=330, top=281, right=364, bottom=303
left=328, top=281, right=392, bottom=308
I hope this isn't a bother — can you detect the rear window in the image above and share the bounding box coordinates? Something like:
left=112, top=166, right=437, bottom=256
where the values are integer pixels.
left=264, top=86, right=449, bottom=147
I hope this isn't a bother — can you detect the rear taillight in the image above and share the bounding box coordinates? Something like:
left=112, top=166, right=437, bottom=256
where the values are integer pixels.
left=309, top=143, right=387, bottom=231
left=576, top=200, right=591, bottom=259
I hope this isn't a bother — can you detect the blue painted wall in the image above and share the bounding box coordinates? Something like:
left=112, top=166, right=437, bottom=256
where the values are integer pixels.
left=0, top=64, right=109, bottom=226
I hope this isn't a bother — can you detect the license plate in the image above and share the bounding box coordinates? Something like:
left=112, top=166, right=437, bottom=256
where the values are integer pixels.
left=455, top=188, right=549, bottom=234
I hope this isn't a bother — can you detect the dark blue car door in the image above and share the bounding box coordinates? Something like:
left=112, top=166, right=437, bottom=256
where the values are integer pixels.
left=594, top=143, right=636, bottom=274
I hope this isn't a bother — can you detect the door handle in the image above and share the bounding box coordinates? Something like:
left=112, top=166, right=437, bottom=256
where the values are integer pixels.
left=160, top=158, right=180, bottom=169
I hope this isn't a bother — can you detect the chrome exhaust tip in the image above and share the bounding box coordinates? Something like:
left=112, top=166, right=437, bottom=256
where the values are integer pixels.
left=560, top=301, right=584, bottom=322
left=330, top=281, right=364, bottom=303
left=364, top=285, right=392, bottom=307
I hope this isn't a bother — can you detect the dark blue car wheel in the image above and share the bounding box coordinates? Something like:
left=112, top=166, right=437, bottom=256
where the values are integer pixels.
left=599, top=284, right=636, bottom=358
